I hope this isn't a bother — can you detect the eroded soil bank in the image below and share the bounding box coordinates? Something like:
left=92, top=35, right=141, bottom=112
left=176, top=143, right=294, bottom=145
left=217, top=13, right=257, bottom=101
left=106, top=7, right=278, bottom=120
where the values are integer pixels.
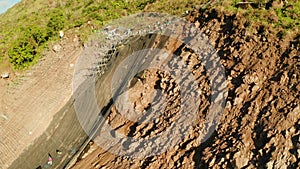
left=71, top=8, right=299, bottom=169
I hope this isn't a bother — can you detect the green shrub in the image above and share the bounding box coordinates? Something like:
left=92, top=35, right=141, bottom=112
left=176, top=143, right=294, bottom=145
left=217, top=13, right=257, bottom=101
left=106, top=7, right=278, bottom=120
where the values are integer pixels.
left=46, top=9, right=66, bottom=37
left=8, top=26, right=49, bottom=69
left=30, top=26, right=49, bottom=45
left=8, top=38, right=37, bottom=69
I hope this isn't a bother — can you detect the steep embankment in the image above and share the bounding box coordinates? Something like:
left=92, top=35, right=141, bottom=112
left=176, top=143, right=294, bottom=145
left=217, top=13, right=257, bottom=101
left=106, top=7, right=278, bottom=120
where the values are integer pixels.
left=71, top=8, right=299, bottom=169
left=1, top=1, right=299, bottom=169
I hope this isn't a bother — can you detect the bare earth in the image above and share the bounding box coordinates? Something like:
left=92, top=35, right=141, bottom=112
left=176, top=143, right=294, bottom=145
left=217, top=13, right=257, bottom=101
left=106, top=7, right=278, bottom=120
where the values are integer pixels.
left=0, top=33, right=82, bottom=168
left=71, top=9, right=300, bottom=169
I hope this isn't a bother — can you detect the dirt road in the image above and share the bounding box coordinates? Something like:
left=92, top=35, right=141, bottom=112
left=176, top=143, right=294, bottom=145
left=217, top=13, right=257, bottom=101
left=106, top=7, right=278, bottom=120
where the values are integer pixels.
left=0, top=34, right=83, bottom=168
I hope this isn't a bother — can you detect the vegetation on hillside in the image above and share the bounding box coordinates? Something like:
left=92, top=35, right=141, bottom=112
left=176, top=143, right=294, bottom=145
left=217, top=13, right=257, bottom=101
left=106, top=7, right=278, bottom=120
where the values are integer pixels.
left=0, top=0, right=299, bottom=70
left=0, top=0, right=207, bottom=69
left=223, top=0, right=300, bottom=30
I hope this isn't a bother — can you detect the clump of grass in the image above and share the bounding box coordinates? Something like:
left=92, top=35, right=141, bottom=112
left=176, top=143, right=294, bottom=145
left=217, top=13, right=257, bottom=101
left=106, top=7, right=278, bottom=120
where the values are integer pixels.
left=221, top=0, right=299, bottom=35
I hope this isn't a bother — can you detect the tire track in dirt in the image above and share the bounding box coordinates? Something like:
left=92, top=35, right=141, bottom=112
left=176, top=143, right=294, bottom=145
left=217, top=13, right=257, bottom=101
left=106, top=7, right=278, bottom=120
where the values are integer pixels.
left=0, top=34, right=82, bottom=168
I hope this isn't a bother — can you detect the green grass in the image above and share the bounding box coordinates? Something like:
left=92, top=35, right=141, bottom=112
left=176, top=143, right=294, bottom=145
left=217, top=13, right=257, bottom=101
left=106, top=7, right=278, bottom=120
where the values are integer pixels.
left=0, top=0, right=299, bottom=71
left=0, top=0, right=208, bottom=70
left=222, top=0, right=300, bottom=30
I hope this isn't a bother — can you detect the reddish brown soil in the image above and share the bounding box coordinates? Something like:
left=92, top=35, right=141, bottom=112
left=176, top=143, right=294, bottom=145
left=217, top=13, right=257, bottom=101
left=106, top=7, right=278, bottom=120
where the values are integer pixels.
left=71, top=8, right=299, bottom=169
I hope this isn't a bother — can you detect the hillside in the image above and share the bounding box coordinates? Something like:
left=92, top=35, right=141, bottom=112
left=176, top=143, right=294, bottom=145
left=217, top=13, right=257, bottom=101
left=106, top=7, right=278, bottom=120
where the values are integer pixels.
left=0, top=0, right=299, bottom=169
left=0, top=0, right=299, bottom=71
left=0, top=0, right=206, bottom=71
